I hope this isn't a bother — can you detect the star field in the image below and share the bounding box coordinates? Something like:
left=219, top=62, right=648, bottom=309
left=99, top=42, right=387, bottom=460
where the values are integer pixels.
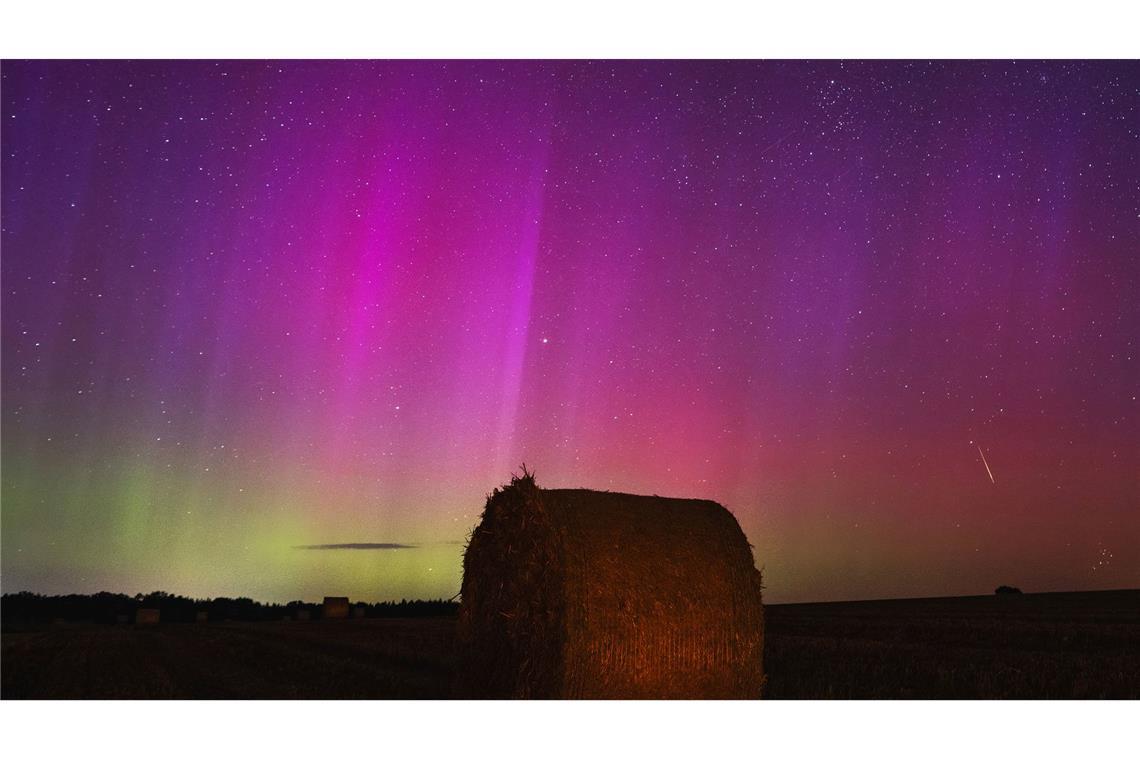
left=2, top=60, right=1136, bottom=603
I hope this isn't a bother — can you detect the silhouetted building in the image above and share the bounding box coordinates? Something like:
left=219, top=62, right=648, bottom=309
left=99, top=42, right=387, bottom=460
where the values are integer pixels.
left=323, top=596, right=350, bottom=619
left=136, top=608, right=160, bottom=625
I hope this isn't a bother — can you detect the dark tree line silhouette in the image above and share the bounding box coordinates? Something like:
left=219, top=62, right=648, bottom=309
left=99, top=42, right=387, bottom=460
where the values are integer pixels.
left=1, top=591, right=458, bottom=628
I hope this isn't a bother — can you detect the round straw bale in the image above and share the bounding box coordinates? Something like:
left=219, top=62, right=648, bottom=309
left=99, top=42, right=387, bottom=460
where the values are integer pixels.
left=457, top=471, right=764, bottom=698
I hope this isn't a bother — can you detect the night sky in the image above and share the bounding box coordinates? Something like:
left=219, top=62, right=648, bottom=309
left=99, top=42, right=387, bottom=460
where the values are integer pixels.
left=2, top=60, right=1136, bottom=604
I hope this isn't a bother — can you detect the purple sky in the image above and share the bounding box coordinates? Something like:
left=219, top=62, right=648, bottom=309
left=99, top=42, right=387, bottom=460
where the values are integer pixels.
left=2, top=60, right=1136, bottom=603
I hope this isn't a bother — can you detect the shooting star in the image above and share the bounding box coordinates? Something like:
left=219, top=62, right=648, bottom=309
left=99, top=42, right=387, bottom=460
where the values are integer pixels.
left=977, top=444, right=995, bottom=484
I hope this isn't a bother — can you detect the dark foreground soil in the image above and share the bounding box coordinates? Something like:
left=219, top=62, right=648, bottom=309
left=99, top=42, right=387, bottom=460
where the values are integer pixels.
left=762, top=590, right=1140, bottom=698
left=3, top=590, right=1137, bottom=699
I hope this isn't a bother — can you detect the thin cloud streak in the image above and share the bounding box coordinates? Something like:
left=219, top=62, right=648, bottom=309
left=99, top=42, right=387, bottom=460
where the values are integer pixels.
left=293, top=543, right=417, bottom=550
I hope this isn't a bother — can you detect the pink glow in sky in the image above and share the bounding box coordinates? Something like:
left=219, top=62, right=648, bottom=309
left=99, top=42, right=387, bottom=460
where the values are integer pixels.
left=2, top=60, right=1136, bottom=602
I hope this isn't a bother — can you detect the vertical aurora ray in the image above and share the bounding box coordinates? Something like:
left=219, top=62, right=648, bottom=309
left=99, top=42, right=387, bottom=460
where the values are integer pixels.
left=1, top=60, right=1136, bottom=603
left=491, top=132, right=550, bottom=478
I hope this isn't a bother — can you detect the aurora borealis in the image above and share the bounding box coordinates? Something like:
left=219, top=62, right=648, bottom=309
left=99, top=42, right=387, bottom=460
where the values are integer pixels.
left=2, top=59, right=1136, bottom=604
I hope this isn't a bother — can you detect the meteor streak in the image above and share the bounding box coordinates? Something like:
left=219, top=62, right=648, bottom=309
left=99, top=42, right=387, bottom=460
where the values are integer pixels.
left=977, top=445, right=995, bottom=484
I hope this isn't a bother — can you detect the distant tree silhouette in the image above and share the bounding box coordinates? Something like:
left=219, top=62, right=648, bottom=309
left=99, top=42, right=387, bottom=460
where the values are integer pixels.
left=995, top=585, right=1023, bottom=595
left=1, top=591, right=458, bottom=628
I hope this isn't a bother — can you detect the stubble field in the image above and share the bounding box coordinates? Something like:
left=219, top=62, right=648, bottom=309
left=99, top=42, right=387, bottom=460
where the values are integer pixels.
left=3, top=590, right=1136, bottom=699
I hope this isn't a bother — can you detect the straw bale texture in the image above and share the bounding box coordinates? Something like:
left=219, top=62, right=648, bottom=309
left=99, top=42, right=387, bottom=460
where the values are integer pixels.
left=457, top=473, right=764, bottom=698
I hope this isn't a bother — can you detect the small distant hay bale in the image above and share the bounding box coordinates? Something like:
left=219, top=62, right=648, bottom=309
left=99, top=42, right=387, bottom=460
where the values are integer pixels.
left=195, top=610, right=209, bottom=623
left=457, top=472, right=764, bottom=698
left=296, top=609, right=311, bottom=621
left=352, top=605, right=367, bottom=618
left=135, top=608, right=160, bottom=625
left=115, top=613, right=129, bottom=625
left=322, top=597, right=350, bottom=619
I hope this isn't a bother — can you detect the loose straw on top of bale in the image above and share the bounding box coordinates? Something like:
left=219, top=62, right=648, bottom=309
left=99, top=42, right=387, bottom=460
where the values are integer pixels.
left=457, top=469, right=764, bottom=699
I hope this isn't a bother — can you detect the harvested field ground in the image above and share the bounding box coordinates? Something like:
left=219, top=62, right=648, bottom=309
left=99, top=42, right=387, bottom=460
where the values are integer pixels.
left=763, top=590, right=1140, bottom=699
left=1, top=619, right=457, bottom=699
left=3, top=590, right=1136, bottom=699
